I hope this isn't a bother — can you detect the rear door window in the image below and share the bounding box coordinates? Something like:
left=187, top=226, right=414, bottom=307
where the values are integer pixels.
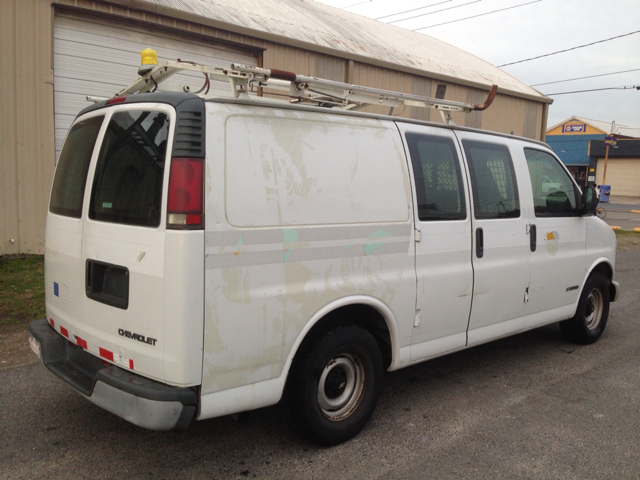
left=462, top=140, right=520, bottom=219
left=89, top=111, right=170, bottom=227
left=49, top=116, right=104, bottom=218
left=405, top=133, right=466, bottom=221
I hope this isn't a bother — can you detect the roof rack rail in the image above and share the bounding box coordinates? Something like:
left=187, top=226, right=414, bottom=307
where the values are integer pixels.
left=115, top=60, right=498, bottom=125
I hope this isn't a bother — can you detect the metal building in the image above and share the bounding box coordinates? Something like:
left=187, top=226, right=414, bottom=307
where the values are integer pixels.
left=546, top=116, right=640, bottom=190
left=2, top=0, right=552, bottom=255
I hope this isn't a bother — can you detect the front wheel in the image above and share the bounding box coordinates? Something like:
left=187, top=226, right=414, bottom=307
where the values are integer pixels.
left=285, top=325, right=383, bottom=446
left=560, top=272, right=610, bottom=344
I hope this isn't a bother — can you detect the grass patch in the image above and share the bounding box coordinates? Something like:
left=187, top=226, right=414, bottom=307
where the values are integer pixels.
left=0, top=255, right=45, bottom=327
left=615, top=229, right=640, bottom=251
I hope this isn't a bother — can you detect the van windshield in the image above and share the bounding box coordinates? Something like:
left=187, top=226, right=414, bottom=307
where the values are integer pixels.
left=89, top=110, right=169, bottom=227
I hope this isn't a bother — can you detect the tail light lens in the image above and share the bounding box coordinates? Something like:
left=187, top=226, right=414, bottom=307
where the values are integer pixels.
left=167, top=157, right=204, bottom=229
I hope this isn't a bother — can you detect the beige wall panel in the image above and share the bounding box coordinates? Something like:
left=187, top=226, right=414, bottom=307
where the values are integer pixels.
left=0, top=0, right=20, bottom=255
left=411, top=76, right=433, bottom=122
left=523, top=100, right=539, bottom=139
left=595, top=158, right=640, bottom=197
left=465, top=88, right=484, bottom=129
left=1, top=0, right=54, bottom=256
left=480, top=94, right=528, bottom=137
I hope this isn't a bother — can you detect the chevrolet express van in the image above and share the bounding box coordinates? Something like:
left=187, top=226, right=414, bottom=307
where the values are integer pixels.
left=29, top=78, right=618, bottom=445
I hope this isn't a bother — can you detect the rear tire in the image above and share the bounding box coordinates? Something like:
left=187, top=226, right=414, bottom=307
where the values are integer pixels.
left=560, top=272, right=610, bottom=345
left=285, top=325, right=383, bottom=446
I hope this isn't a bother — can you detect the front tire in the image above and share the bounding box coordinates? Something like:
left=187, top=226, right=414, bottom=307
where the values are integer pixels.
left=560, top=272, right=610, bottom=345
left=285, top=325, right=383, bottom=446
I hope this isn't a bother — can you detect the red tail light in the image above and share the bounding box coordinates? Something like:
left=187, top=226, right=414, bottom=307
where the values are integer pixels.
left=167, top=157, right=204, bottom=229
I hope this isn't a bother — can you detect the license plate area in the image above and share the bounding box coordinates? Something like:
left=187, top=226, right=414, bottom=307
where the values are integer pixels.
left=28, top=335, right=41, bottom=359
left=86, top=259, right=129, bottom=309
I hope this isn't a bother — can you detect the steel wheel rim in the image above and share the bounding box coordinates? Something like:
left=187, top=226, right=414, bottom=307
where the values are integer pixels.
left=585, top=288, right=604, bottom=330
left=317, top=354, right=365, bottom=421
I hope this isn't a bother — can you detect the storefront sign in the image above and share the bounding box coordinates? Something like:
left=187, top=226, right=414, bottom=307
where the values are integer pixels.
left=562, top=124, right=587, bottom=133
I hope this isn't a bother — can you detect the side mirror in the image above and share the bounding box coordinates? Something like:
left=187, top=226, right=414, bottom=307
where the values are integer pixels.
left=580, top=185, right=599, bottom=216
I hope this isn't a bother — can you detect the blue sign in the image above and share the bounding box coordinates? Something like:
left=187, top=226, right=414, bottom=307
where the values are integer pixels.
left=562, top=124, right=587, bottom=133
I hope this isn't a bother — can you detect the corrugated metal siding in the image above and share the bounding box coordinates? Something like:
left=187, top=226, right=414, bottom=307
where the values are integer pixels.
left=465, top=89, right=483, bottom=129
left=53, top=12, right=258, bottom=157
left=3, top=0, right=549, bottom=255
left=119, top=0, right=549, bottom=101
left=54, top=0, right=268, bottom=52
left=1, top=0, right=55, bottom=256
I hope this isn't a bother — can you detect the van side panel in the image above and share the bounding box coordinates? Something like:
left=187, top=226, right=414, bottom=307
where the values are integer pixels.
left=201, top=103, right=416, bottom=398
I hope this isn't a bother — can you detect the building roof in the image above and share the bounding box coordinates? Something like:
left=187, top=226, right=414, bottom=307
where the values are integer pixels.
left=132, top=0, right=549, bottom=102
left=546, top=134, right=605, bottom=166
left=547, top=116, right=640, bottom=138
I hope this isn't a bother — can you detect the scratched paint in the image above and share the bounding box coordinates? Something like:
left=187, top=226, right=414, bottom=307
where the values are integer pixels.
left=545, top=231, right=560, bottom=256
left=364, top=230, right=393, bottom=255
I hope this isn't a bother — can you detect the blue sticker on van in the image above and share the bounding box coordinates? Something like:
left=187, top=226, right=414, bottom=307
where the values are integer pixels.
left=54, top=282, right=59, bottom=297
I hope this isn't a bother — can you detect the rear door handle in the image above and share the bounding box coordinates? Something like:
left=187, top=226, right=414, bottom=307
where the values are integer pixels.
left=476, top=227, right=484, bottom=258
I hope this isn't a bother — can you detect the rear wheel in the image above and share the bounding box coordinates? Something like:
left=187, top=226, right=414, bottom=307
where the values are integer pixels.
left=285, top=325, right=383, bottom=446
left=560, top=272, right=610, bottom=345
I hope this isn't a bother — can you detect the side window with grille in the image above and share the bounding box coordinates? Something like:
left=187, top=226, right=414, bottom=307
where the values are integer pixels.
left=405, top=133, right=466, bottom=221
left=462, top=140, right=520, bottom=219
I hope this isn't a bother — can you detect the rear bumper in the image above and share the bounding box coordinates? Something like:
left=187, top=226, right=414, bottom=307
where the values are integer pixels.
left=28, top=319, right=196, bottom=431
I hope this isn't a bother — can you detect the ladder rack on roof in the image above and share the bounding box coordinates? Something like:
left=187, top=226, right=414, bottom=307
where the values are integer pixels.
left=114, top=60, right=498, bottom=125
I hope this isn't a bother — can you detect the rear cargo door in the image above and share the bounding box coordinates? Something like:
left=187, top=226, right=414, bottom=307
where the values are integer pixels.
left=455, top=131, right=531, bottom=345
left=396, top=124, right=473, bottom=361
left=80, top=105, right=174, bottom=381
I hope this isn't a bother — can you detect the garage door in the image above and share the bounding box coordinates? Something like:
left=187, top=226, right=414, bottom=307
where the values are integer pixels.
left=53, top=13, right=258, bottom=158
left=596, top=158, right=640, bottom=197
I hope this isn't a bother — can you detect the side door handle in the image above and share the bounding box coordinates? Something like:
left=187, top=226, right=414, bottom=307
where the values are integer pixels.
left=530, top=223, right=536, bottom=252
left=476, top=227, right=484, bottom=258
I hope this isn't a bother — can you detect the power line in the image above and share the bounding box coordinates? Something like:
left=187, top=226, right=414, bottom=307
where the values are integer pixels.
left=531, top=68, right=640, bottom=87
left=376, top=0, right=452, bottom=20
left=413, top=0, right=541, bottom=31
left=545, top=85, right=640, bottom=96
left=388, top=0, right=482, bottom=24
left=499, top=29, right=640, bottom=67
left=341, top=0, right=372, bottom=8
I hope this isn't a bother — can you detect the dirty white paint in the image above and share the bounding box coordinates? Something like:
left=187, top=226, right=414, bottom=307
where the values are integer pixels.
left=202, top=102, right=416, bottom=394
left=225, top=113, right=410, bottom=227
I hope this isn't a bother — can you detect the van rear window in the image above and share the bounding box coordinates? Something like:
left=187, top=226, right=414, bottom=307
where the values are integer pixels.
left=50, top=116, right=104, bottom=218
left=89, top=111, right=169, bottom=227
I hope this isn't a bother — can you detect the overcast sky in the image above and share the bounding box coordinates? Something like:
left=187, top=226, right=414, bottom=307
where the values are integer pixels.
left=314, top=0, right=640, bottom=130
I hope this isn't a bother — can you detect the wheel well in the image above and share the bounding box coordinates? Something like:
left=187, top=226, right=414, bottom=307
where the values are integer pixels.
left=590, top=262, right=615, bottom=300
left=591, top=262, right=612, bottom=281
left=292, top=304, right=393, bottom=371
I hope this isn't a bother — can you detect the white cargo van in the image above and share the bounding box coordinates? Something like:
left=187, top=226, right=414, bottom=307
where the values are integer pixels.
left=29, top=59, right=619, bottom=446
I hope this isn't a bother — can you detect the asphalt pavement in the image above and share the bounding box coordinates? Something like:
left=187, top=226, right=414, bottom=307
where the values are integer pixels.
left=599, top=195, right=640, bottom=231
left=2, top=250, right=640, bottom=479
